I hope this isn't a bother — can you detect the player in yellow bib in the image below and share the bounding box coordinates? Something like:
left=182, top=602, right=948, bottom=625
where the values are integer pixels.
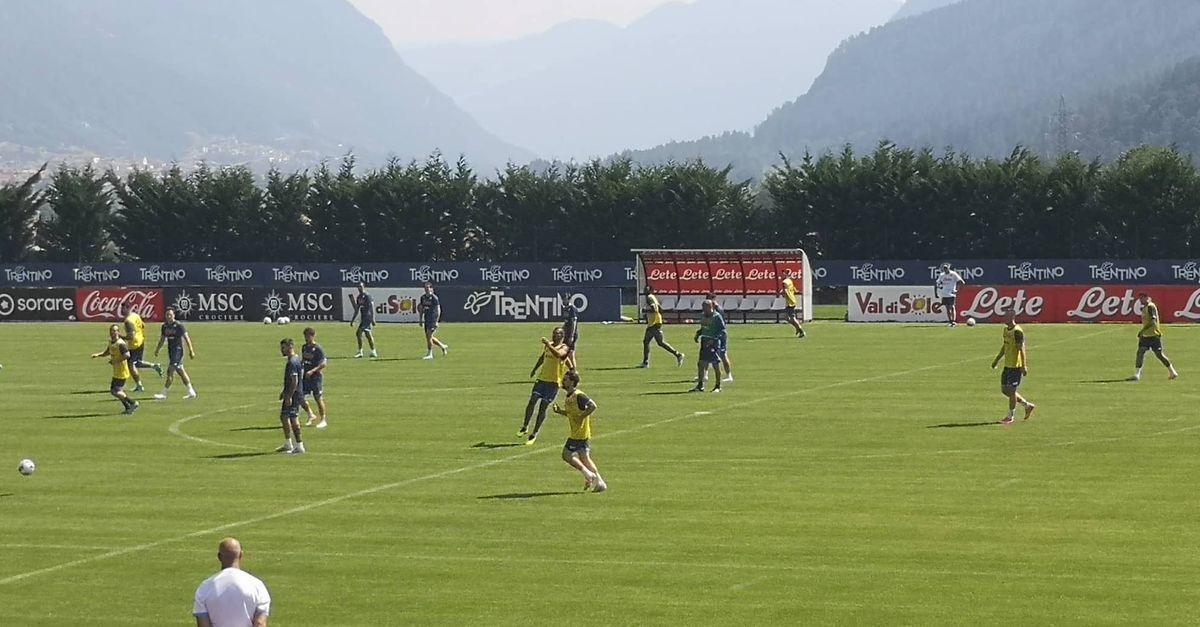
left=552, top=370, right=606, bottom=492
left=1131, top=292, right=1179, bottom=381
left=119, top=302, right=163, bottom=392
left=990, top=309, right=1035, bottom=425
left=781, top=269, right=805, bottom=338
left=639, top=285, right=684, bottom=368
left=519, top=327, right=570, bottom=445
left=91, top=324, right=139, bottom=415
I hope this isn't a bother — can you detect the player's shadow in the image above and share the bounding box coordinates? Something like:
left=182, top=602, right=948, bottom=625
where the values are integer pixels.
left=478, top=491, right=583, bottom=500
left=0, top=493, right=13, bottom=498
left=472, top=442, right=523, bottom=450
left=926, top=421, right=1001, bottom=429
left=1081, top=378, right=1137, bottom=384
left=229, top=426, right=279, bottom=432
left=592, top=366, right=641, bottom=371
left=641, top=390, right=701, bottom=396
left=69, top=390, right=110, bottom=395
left=44, top=412, right=108, bottom=420
left=497, top=380, right=532, bottom=386
left=208, top=451, right=274, bottom=459
left=649, top=379, right=695, bottom=385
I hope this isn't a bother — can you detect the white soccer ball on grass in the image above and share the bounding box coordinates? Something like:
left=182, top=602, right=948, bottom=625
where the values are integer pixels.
left=262, top=317, right=273, bottom=325
left=965, top=317, right=977, bottom=327
left=18, top=459, right=35, bottom=476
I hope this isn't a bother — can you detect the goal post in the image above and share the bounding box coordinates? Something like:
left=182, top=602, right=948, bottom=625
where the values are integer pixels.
left=633, top=248, right=813, bottom=322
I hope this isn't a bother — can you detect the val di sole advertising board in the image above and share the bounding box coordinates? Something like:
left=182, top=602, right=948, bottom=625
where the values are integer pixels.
left=957, top=285, right=1200, bottom=324
left=0, top=288, right=76, bottom=321
left=164, top=288, right=250, bottom=322
left=438, top=287, right=621, bottom=323
left=244, top=288, right=340, bottom=322
left=847, top=286, right=952, bottom=322
left=74, top=288, right=165, bottom=322
left=340, top=288, right=424, bottom=322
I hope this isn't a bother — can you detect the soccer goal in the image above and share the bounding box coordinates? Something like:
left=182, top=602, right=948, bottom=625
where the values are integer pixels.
left=633, top=248, right=813, bottom=323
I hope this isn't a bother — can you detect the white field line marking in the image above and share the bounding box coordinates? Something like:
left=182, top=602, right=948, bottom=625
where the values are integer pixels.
left=0, top=326, right=1132, bottom=586
left=2, top=545, right=1194, bottom=586
left=168, top=403, right=260, bottom=450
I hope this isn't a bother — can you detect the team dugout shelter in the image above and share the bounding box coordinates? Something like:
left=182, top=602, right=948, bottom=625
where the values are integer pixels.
left=634, top=249, right=813, bottom=323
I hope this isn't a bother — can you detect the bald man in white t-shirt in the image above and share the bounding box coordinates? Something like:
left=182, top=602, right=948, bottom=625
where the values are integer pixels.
left=193, top=538, right=271, bottom=627
left=935, top=263, right=966, bottom=327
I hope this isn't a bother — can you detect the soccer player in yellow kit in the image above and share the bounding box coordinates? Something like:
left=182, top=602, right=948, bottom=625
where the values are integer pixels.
left=781, top=269, right=806, bottom=338
left=1131, top=292, right=1179, bottom=381
left=639, top=285, right=684, bottom=368
left=990, top=309, right=1035, bottom=425
left=92, top=324, right=139, bottom=415
left=520, top=327, right=570, bottom=445
left=119, top=302, right=162, bottom=392
left=553, top=369, right=606, bottom=492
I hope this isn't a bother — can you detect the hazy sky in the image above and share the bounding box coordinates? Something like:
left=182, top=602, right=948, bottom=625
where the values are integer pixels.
left=349, top=0, right=695, bottom=47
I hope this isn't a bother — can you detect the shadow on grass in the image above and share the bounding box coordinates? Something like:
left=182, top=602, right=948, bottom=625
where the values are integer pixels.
left=208, top=451, right=274, bottom=460
left=229, top=426, right=279, bottom=432
left=0, top=493, right=13, bottom=498
left=926, top=421, right=1000, bottom=429
left=478, top=491, right=582, bottom=500
left=591, top=366, right=642, bottom=371
left=1080, top=378, right=1137, bottom=384
left=69, top=390, right=110, bottom=395
left=648, top=379, right=695, bottom=385
left=640, top=390, right=701, bottom=396
left=497, top=380, right=533, bottom=386
left=472, top=442, right=523, bottom=450
left=44, top=412, right=108, bottom=420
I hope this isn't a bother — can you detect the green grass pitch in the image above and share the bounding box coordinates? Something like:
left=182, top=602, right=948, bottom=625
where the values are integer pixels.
left=2, top=320, right=1200, bottom=625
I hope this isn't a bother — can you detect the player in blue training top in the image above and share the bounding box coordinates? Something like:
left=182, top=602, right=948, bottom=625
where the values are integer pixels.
left=276, top=338, right=306, bottom=454
left=561, top=294, right=579, bottom=369
left=152, top=307, right=197, bottom=400
left=300, top=327, right=329, bottom=429
left=348, top=282, right=377, bottom=358
left=419, top=281, right=449, bottom=360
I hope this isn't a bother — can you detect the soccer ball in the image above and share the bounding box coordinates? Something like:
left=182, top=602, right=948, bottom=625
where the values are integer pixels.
left=18, top=459, right=35, bottom=476
left=966, top=317, right=977, bottom=327
left=262, top=317, right=273, bottom=325
left=277, top=316, right=289, bottom=325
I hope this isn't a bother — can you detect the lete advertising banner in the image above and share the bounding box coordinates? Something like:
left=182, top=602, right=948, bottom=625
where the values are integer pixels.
left=847, top=286, right=952, bottom=322
left=437, top=287, right=621, bottom=323
left=0, top=288, right=76, bottom=321
left=640, top=259, right=803, bottom=294
left=957, top=285, right=1200, bottom=324
left=74, top=288, right=165, bottom=322
left=340, top=288, right=424, bottom=323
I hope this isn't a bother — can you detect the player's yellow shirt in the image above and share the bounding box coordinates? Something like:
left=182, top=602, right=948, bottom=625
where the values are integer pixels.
left=1140, top=302, right=1162, bottom=338
left=108, top=340, right=131, bottom=379
left=1002, top=324, right=1025, bottom=369
left=782, top=278, right=797, bottom=307
left=646, top=294, right=664, bottom=327
left=538, top=342, right=567, bottom=384
left=564, top=388, right=593, bottom=440
left=124, top=312, right=146, bottom=350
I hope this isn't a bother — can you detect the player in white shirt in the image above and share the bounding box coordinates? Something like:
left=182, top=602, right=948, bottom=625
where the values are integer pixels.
left=193, top=538, right=271, bottom=627
left=935, top=263, right=966, bottom=327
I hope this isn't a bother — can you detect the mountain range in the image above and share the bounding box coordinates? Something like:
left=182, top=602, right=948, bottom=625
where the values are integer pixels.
left=0, top=0, right=526, bottom=170
left=402, top=0, right=902, bottom=159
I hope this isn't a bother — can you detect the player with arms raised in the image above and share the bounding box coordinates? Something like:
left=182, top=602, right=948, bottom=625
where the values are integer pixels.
left=935, top=263, right=966, bottom=327
left=348, top=282, right=377, bottom=359
left=152, top=307, right=196, bottom=400
left=519, top=327, right=569, bottom=445
left=1130, top=292, right=1179, bottom=381
left=990, top=308, right=1035, bottom=425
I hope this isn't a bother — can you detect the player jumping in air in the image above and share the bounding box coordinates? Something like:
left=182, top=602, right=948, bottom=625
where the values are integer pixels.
left=520, top=327, right=570, bottom=445
left=990, top=308, right=1035, bottom=425
left=781, top=269, right=806, bottom=338
left=348, top=282, right=377, bottom=358
left=419, top=281, right=449, bottom=360
left=935, top=263, right=966, bottom=327
left=1130, top=292, right=1179, bottom=381
left=152, top=307, right=196, bottom=400
left=552, top=369, right=607, bottom=493
left=92, top=324, right=138, bottom=415
left=300, top=327, right=329, bottom=429
left=639, top=284, right=684, bottom=368
left=119, top=302, right=163, bottom=391
left=276, top=338, right=306, bottom=454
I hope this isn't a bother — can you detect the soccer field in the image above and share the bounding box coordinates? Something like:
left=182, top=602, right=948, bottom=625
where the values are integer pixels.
left=2, top=320, right=1199, bottom=625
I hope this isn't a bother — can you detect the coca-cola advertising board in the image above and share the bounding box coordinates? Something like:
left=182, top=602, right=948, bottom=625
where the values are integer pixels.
left=957, top=285, right=1200, bottom=323
left=0, top=288, right=77, bottom=321
left=847, top=286, right=952, bottom=322
left=75, top=288, right=165, bottom=322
